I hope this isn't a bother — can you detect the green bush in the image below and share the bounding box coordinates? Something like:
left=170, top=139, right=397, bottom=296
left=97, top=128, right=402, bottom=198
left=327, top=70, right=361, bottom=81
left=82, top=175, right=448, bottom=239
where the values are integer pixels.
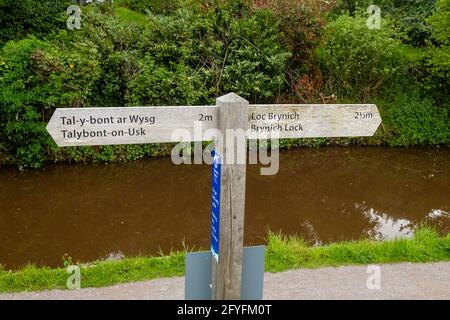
left=416, top=0, right=450, bottom=102
left=386, top=91, right=450, bottom=146
left=427, top=0, right=450, bottom=46
left=253, top=0, right=330, bottom=102
left=332, top=0, right=435, bottom=15
left=396, top=0, right=437, bottom=47
left=130, top=2, right=290, bottom=104
left=421, top=47, right=450, bottom=103
left=0, top=38, right=54, bottom=168
left=115, top=0, right=181, bottom=14
left=127, top=55, right=206, bottom=106
left=332, top=0, right=437, bottom=47
left=317, top=14, right=403, bottom=101
left=0, top=1, right=449, bottom=169
left=59, top=8, right=144, bottom=107
left=0, top=2, right=291, bottom=167
left=0, top=36, right=102, bottom=168
left=212, top=6, right=290, bottom=101
left=0, top=0, right=71, bottom=45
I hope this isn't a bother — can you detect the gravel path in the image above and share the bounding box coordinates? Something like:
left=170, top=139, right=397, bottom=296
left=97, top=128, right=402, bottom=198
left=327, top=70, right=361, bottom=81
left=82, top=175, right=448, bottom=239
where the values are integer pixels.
left=1, top=262, right=449, bottom=300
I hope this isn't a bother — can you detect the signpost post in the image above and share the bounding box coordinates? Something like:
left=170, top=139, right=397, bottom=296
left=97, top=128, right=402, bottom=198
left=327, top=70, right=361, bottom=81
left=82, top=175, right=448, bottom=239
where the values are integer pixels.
left=47, top=93, right=382, bottom=300
left=211, top=93, right=249, bottom=300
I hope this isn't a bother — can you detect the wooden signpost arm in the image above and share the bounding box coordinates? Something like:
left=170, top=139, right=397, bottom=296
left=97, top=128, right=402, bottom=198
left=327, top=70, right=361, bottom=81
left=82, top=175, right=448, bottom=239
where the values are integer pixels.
left=212, top=93, right=249, bottom=300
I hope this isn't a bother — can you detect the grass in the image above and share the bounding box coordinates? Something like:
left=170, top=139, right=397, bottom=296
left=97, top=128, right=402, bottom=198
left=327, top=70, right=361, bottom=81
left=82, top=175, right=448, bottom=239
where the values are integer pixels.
left=0, top=227, right=449, bottom=293
left=265, top=226, right=450, bottom=272
left=0, top=252, right=185, bottom=293
left=115, top=7, right=149, bottom=27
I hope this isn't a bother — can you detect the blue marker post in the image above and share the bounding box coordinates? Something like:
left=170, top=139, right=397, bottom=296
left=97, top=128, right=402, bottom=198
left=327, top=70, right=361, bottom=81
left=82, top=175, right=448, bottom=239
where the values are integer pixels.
left=210, top=149, right=221, bottom=261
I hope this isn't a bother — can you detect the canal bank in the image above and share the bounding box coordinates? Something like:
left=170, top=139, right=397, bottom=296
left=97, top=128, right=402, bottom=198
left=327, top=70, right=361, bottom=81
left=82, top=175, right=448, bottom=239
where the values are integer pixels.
left=0, top=227, right=449, bottom=293
left=2, top=261, right=449, bottom=300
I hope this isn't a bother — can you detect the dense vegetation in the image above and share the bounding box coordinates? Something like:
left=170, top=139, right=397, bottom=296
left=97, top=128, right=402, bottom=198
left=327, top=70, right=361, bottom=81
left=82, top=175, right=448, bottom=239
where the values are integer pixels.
left=0, top=0, right=449, bottom=168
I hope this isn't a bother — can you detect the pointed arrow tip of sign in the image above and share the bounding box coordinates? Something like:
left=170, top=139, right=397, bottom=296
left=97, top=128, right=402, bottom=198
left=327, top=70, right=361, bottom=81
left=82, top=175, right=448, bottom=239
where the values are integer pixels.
left=46, top=110, right=61, bottom=145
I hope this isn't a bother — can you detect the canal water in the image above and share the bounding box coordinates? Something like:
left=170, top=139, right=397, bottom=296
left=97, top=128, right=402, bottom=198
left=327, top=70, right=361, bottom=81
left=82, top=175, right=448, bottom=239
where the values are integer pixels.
left=0, top=147, right=449, bottom=269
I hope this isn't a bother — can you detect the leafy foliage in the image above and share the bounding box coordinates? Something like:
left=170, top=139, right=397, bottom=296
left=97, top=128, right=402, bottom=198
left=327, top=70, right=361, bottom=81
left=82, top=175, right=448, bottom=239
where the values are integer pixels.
left=421, top=0, right=450, bottom=102
left=332, top=0, right=438, bottom=47
left=0, top=36, right=102, bottom=168
left=126, top=2, right=291, bottom=104
left=115, top=0, right=181, bottom=14
left=421, top=47, right=450, bottom=103
left=0, top=0, right=449, bottom=168
left=254, top=0, right=333, bottom=102
left=0, top=1, right=291, bottom=168
left=426, top=0, right=450, bottom=46
left=385, top=91, right=450, bottom=146
left=317, top=14, right=403, bottom=101
left=0, top=0, right=71, bottom=45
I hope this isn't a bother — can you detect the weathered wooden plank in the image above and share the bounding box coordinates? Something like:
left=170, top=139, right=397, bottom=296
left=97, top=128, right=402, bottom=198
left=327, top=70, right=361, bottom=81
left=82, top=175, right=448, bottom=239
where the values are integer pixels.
left=248, top=104, right=381, bottom=138
left=46, top=106, right=217, bottom=146
left=212, top=93, right=248, bottom=300
left=46, top=104, right=381, bottom=147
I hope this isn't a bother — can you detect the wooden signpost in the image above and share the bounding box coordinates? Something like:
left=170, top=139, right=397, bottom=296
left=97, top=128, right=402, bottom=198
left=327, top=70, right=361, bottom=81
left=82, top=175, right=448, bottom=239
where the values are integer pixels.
left=47, top=93, right=382, bottom=300
left=47, top=103, right=381, bottom=146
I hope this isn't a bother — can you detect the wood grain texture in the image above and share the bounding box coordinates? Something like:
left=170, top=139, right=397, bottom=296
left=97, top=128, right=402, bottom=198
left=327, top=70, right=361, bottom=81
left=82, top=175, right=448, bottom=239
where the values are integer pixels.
left=47, top=104, right=381, bottom=147
left=46, top=106, right=217, bottom=147
left=212, top=93, right=248, bottom=300
left=248, top=104, right=381, bottom=138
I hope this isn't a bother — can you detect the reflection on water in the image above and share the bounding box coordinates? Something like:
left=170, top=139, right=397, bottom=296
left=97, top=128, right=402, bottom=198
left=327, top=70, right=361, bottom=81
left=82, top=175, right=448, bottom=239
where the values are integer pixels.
left=0, top=146, right=449, bottom=269
left=300, top=220, right=323, bottom=246
left=358, top=202, right=414, bottom=240
left=428, top=209, right=449, bottom=219
left=104, top=251, right=125, bottom=262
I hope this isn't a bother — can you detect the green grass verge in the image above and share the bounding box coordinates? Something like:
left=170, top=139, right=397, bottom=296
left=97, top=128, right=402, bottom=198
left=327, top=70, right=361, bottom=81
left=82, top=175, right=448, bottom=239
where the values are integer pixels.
left=0, top=227, right=449, bottom=293
left=265, top=227, right=450, bottom=272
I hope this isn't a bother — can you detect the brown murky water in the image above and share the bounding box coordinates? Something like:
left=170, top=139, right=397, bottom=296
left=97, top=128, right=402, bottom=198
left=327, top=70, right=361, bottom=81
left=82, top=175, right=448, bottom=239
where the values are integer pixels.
left=0, top=147, right=449, bottom=269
